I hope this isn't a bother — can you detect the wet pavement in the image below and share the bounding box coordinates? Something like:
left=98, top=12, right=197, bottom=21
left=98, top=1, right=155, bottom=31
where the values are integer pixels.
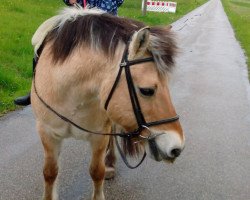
left=1, top=0, right=250, bottom=199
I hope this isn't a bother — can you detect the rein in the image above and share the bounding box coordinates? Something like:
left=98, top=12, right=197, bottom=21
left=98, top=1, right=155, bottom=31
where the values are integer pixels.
left=33, top=40, right=179, bottom=169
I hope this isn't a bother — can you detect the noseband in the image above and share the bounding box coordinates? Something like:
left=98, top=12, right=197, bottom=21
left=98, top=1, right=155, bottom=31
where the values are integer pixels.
left=33, top=38, right=179, bottom=169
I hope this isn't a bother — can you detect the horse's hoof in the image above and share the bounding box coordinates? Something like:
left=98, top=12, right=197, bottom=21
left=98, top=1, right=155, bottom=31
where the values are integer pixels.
left=105, top=167, right=115, bottom=180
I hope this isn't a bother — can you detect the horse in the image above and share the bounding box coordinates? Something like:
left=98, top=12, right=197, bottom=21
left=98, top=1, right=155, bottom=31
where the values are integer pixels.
left=31, top=6, right=185, bottom=200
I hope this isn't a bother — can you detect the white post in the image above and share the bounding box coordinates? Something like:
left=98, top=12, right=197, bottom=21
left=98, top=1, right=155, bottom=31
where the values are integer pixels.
left=142, top=0, right=148, bottom=16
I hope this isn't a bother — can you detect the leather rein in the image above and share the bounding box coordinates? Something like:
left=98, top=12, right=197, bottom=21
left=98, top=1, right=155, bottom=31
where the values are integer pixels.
left=33, top=41, right=179, bottom=169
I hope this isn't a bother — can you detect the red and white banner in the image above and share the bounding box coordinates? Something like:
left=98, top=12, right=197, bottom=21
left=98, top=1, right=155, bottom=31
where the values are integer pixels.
left=145, top=1, right=177, bottom=13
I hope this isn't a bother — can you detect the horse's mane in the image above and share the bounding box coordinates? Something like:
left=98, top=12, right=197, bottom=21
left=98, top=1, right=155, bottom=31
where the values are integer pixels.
left=32, top=6, right=177, bottom=74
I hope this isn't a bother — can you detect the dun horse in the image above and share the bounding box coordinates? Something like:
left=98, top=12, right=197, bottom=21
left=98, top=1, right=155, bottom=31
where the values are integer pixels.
left=31, top=6, right=185, bottom=200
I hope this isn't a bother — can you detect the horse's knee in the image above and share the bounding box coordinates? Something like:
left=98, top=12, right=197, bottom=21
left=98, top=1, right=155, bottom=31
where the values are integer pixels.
left=43, top=160, right=58, bottom=185
left=90, top=163, right=105, bottom=182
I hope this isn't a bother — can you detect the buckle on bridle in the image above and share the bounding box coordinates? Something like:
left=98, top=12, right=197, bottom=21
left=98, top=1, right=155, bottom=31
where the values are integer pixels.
left=120, top=61, right=127, bottom=67
left=139, top=125, right=152, bottom=140
left=139, top=125, right=166, bottom=140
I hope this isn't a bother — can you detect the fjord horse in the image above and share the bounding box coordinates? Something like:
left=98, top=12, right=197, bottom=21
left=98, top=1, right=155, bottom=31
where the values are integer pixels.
left=31, top=6, right=185, bottom=200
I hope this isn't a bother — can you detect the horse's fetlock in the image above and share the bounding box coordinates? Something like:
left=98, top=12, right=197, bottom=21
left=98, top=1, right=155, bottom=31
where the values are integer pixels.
left=91, top=191, right=105, bottom=200
left=105, top=167, right=115, bottom=180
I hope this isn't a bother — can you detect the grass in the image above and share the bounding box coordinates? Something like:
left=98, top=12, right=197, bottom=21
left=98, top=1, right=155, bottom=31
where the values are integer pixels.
left=0, top=0, right=207, bottom=116
left=221, top=0, right=250, bottom=78
left=0, top=0, right=62, bottom=115
left=119, top=0, right=208, bottom=25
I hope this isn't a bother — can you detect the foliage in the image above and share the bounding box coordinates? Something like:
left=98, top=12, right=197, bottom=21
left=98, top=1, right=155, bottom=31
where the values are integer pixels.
left=120, top=0, right=207, bottom=25
left=221, top=0, right=250, bottom=78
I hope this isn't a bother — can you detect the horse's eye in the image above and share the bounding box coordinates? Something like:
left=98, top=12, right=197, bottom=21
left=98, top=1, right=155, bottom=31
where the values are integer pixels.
left=139, top=87, right=155, bottom=96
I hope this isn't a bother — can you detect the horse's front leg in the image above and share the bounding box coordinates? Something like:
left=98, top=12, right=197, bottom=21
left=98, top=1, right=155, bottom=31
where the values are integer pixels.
left=89, top=135, right=109, bottom=200
left=105, top=136, right=116, bottom=179
left=38, top=124, right=62, bottom=200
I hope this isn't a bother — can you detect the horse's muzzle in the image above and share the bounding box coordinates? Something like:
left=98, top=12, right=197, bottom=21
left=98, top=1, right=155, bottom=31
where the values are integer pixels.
left=147, top=131, right=184, bottom=162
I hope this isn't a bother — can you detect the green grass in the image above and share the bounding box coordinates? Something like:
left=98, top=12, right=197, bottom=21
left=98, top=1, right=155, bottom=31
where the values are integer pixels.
left=0, top=0, right=207, bottom=116
left=0, top=0, right=62, bottom=115
left=119, top=0, right=207, bottom=25
left=221, top=0, right=250, bottom=78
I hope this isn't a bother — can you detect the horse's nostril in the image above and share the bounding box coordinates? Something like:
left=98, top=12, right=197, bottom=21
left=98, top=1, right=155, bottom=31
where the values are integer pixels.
left=171, top=148, right=181, bottom=157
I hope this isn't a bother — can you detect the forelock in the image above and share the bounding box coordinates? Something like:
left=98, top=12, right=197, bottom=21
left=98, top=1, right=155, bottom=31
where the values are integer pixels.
left=149, top=27, right=177, bottom=75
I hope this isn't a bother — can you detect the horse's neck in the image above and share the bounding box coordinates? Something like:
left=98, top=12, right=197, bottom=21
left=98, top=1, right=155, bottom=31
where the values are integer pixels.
left=55, top=55, right=108, bottom=122
left=36, top=46, right=110, bottom=129
left=35, top=43, right=124, bottom=134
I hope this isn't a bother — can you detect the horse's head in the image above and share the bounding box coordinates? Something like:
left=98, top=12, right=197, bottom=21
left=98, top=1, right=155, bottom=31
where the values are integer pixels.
left=101, top=27, right=185, bottom=162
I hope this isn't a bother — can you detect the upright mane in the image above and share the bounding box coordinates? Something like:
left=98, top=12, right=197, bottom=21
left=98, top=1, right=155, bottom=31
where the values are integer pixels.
left=32, top=6, right=177, bottom=74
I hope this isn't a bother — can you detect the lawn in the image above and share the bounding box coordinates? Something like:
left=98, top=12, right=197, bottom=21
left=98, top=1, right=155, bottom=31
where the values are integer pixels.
left=0, top=0, right=207, bottom=116
left=221, top=0, right=250, bottom=78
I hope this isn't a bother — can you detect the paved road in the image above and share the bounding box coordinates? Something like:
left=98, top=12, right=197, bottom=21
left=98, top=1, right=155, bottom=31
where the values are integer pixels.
left=1, top=0, right=250, bottom=199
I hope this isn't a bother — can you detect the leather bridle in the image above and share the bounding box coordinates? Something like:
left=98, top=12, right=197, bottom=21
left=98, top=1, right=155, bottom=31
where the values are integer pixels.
left=33, top=39, right=179, bottom=168
left=104, top=45, right=180, bottom=168
left=104, top=45, right=179, bottom=136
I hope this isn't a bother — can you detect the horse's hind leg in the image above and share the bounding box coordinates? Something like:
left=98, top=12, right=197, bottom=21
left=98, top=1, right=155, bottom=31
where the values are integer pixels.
left=89, top=136, right=109, bottom=200
left=38, top=124, right=62, bottom=200
left=105, top=136, right=116, bottom=179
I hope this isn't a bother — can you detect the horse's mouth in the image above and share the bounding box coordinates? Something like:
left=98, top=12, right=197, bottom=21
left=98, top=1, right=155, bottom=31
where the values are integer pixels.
left=150, top=149, right=176, bottom=163
left=163, top=157, right=176, bottom=164
left=149, top=140, right=176, bottom=163
left=149, top=141, right=174, bottom=163
left=158, top=150, right=176, bottom=163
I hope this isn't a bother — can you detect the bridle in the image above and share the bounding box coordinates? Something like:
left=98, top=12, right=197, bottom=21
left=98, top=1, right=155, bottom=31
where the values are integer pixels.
left=104, top=44, right=179, bottom=168
left=104, top=45, right=179, bottom=135
left=33, top=37, right=179, bottom=168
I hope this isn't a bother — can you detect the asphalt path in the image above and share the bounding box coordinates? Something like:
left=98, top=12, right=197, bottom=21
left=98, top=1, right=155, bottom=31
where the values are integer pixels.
left=1, top=0, right=250, bottom=199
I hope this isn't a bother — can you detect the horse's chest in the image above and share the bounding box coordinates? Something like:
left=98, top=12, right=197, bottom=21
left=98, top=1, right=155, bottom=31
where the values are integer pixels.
left=63, top=103, right=106, bottom=140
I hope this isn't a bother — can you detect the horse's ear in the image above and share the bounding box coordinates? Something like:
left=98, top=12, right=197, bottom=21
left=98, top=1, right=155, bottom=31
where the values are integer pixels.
left=128, top=27, right=150, bottom=60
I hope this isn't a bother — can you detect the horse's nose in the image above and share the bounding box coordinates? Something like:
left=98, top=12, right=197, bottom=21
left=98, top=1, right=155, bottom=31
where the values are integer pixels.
left=170, top=148, right=182, bottom=158
left=155, top=131, right=184, bottom=160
